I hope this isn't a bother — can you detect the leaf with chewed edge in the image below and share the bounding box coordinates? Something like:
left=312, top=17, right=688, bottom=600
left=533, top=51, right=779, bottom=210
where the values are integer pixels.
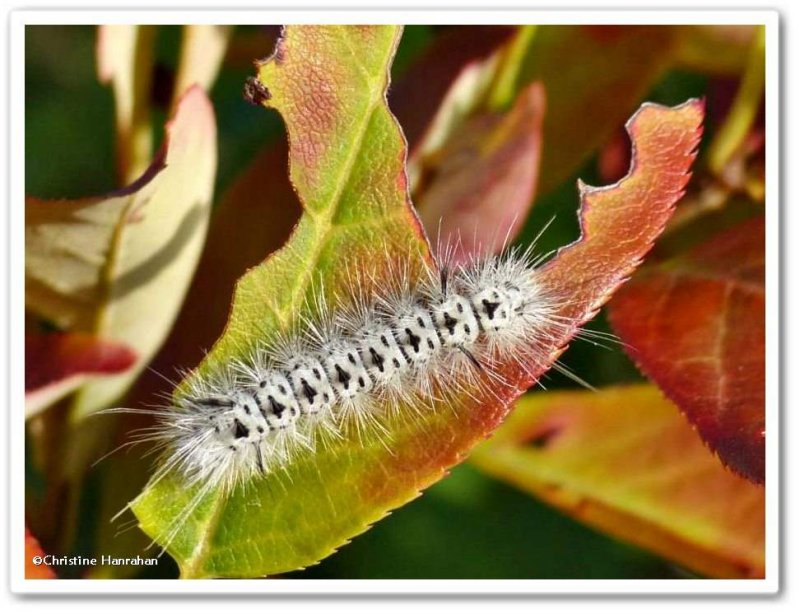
left=470, top=385, right=764, bottom=579
left=609, top=217, right=765, bottom=484
left=537, top=99, right=703, bottom=344
left=132, top=25, right=703, bottom=578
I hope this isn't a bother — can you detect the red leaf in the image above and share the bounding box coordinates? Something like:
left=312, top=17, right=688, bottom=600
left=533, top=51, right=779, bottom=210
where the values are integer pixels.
left=25, top=527, right=57, bottom=579
left=608, top=217, right=765, bottom=484
left=25, top=332, right=137, bottom=416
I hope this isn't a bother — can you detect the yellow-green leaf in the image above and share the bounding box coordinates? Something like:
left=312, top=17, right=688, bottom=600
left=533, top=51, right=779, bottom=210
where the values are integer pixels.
left=133, top=24, right=430, bottom=579
left=470, top=385, right=765, bottom=579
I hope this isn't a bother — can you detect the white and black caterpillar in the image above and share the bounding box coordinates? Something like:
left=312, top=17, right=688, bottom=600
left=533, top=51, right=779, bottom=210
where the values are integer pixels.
left=139, top=246, right=568, bottom=499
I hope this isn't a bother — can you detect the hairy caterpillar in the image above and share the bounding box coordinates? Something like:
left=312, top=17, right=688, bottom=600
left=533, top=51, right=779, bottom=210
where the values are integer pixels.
left=127, top=241, right=574, bottom=516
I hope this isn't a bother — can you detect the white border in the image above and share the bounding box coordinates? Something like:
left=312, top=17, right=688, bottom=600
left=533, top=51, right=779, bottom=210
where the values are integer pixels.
left=8, top=9, right=780, bottom=595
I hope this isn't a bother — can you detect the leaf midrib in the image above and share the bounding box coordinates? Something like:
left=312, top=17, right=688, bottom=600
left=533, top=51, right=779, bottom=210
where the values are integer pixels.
left=284, top=80, right=390, bottom=319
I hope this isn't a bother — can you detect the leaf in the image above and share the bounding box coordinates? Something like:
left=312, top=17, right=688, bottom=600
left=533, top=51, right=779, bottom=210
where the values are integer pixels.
left=415, top=82, right=545, bottom=262
left=25, top=86, right=217, bottom=419
left=171, top=25, right=233, bottom=110
left=132, top=25, right=703, bottom=578
left=25, top=332, right=137, bottom=418
left=517, top=25, right=678, bottom=194
left=470, top=385, right=765, bottom=579
left=536, top=99, right=703, bottom=333
left=25, top=528, right=57, bottom=579
left=389, top=25, right=515, bottom=153
left=608, top=217, right=765, bottom=484
left=94, top=133, right=300, bottom=581
left=96, top=25, right=156, bottom=184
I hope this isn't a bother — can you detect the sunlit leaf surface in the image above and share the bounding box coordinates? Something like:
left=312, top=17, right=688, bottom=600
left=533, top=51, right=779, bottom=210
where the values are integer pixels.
left=132, top=27, right=702, bottom=578
left=25, top=87, right=217, bottom=419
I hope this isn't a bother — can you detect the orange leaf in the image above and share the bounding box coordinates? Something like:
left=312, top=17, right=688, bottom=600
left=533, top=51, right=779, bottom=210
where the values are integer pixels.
left=471, top=385, right=765, bottom=579
left=608, top=217, right=765, bottom=483
left=536, top=99, right=704, bottom=358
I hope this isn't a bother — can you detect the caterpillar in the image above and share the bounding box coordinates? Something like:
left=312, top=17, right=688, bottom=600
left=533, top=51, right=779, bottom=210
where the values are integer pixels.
left=132, top=241, right=572, bottom=511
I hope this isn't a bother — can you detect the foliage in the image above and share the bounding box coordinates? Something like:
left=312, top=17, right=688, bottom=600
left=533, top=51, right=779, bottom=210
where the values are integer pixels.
left=24, top=24, right=765, bottom=580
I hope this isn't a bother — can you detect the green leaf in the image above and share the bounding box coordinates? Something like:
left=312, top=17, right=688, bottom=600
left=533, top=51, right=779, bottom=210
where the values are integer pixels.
left=133, top=25, right=430, bottom=579
left=131, top=26, right=703, bottom=578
